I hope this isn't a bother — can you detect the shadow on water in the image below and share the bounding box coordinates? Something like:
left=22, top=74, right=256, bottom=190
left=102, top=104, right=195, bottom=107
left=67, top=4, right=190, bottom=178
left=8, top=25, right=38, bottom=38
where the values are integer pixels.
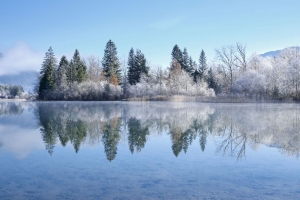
left=3, top=102, right=300, bottom=161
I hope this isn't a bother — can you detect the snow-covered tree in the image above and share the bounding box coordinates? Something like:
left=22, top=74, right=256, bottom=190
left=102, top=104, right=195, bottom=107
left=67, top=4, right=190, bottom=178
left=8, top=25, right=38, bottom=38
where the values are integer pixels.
left=232, top=70, right=266, bottom=98
left=182, top=48, right=193, bottom=73
left=87, top=55, right=103, bottom=82
left=56, top=55, right=69, bottom=91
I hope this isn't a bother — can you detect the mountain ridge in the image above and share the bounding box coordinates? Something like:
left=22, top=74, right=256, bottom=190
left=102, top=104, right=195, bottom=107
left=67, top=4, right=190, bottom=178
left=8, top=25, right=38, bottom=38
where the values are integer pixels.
left=0, top=71, right=38, bottom=92
left=260, top=46, right=300, bottom=57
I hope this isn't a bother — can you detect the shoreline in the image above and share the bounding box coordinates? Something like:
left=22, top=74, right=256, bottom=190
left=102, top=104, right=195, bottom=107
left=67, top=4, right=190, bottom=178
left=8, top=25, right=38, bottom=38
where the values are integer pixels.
left=0, top=99, right=27, bottom=102
left=0, top=97, right=298, bottom=104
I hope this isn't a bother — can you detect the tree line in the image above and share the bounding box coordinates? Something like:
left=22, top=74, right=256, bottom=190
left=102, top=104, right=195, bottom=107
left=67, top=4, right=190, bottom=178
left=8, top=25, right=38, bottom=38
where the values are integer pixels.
left=37, top=40, right=300, bottom=101
left=37, top=40, right=214, bottom=100
left=0, top=84, right=24, bottom=98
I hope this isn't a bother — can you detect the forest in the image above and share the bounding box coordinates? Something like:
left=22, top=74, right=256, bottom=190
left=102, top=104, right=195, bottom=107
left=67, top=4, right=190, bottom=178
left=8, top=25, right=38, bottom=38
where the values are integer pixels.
left=37, top=40, right=300, bottom=101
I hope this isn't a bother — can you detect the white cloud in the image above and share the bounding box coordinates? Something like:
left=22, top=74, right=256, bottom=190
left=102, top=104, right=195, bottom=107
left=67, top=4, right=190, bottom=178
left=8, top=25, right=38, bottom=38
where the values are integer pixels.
left=0, top=43, right=44, bottom=75
left=0, top=125, right=44, bottom=159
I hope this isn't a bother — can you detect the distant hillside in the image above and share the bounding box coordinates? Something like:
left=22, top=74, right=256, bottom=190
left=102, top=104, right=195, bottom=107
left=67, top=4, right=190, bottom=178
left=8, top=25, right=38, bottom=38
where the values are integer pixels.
left=260, top=50, right=281, bottom=57
left=0, top=71, right=38, bottom=92
left=260, top=46, right=300, bottom=58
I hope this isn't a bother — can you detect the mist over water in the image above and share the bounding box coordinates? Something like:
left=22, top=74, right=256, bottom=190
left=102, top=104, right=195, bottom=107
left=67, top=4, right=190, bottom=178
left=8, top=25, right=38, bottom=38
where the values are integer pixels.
left=0, top=101, right=300, bottom=199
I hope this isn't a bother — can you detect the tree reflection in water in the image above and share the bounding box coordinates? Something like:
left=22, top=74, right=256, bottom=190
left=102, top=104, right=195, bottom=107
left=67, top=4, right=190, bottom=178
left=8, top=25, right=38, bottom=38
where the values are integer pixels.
left=102, top=117, right=121, bottom=161
left=0, top=102, right=25, bottom=116
left=127, top=117, right=149, bottom=154
left=33, top=102, right=300, bottom=161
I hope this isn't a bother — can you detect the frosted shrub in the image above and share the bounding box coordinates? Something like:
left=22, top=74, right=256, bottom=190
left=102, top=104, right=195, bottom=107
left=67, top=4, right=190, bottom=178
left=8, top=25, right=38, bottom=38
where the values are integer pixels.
left=232, top=70, right=266, bottom=98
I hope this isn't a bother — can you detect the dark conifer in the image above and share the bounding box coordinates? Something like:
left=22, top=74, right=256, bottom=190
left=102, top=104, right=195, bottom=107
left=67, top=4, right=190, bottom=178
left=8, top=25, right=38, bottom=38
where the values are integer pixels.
left=38, top=47, right=57, bottom=99
left=71, top=49, right=88, bottom=83
left=102, top=40, right=121, bottom=85
left=171, top=44, right=183, bottom=67
left=182, top=48, right=193, bottom=73
left=135, top=49, right=149, bottom=81
left=127, top=48, right=136, bottom=85
left=190, top=57, right=200, bottom=83
left=207, top=68, right=218, bottom=91
left=127, top=48, right=149, bottom=85
left=199, top=49, right=207, bottom=80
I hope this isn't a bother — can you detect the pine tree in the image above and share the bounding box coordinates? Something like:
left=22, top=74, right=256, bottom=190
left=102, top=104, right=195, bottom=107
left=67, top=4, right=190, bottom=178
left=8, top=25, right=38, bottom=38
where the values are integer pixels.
left=182, top=48, right=193, bottom=73
left=199, top=49, right=207, bottom=80
left=171, top=44, right=183, bottom=67
left=127, top=48, right=136, bottom=85
left=67, top=59, right=77, bottom=85
left=135, top=49, right=149, bottom=82
left=71, top=49, right=88, bottom=83
left=38, top=47, right=57, bottom=99
left=182, top=48, right=189, bottom=72
left=127, top=48, right=149, bottom=85
left=56, top=55, right=69, bottom=90
left=102, top=40, right=121, bottom=85
left=190, top=57, right=200, bottom=83
left=207, top=67, right=217, bottom=91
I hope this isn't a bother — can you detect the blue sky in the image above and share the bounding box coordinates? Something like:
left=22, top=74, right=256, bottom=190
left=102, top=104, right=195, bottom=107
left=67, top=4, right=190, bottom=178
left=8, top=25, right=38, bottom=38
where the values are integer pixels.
left=0, top=0, right=299, bottom=74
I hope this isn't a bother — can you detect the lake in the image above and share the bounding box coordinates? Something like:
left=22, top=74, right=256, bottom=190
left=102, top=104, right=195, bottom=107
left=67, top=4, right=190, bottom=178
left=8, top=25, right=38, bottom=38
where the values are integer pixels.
left=0, top=101, right=300, bottom=199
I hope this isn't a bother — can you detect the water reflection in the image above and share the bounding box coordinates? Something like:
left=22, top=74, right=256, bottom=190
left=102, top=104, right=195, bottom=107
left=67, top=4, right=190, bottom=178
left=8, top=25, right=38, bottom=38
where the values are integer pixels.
left=31, top=103, right=300, bottom=161
left=2, top=102, right=300, bottom=161
left=0, top=102, right=24, bottom=116
left=128, top=117, right=149, bottom=154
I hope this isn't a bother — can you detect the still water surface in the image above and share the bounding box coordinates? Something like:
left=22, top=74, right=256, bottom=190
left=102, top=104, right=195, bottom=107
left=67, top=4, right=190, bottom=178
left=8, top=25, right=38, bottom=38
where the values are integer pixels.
left=0, top=101, right=300, bottom=199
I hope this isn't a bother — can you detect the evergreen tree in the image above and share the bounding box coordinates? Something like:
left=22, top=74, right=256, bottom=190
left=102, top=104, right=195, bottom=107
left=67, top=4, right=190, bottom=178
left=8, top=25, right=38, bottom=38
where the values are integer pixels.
left=66, top=59, right=77, bottom=85
left=38, top=47, right=57, bottom=100
left=171, top=44, right=183, bottom=67
left=182, top=48, right=193, bottom=73
left=56, top=55, right=69, bottom=90
left=71, top=49, right=88, bottom=83
left=198, top=49, right=208, bottom=80
left=102, top=40, right=121, bottom=85
left=207, top=68, right=218, bottom=91
left=191, top=57, right=200, bottom=83
left=127, top=48, right=149, bottom=85
left=127, top=48, right=136, bottom=85
left=134, top=49, right=149, bottom=82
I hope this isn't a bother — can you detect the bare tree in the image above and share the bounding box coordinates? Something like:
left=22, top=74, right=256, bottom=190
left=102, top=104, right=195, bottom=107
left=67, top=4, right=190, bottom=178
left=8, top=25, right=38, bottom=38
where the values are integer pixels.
left=215, top=43, right=247, bottom=93
left=215, top=45, right=236, bottom=93
left=234, top=43, right=247, bottom=71
left=87, top=55, right=102, bottom=82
